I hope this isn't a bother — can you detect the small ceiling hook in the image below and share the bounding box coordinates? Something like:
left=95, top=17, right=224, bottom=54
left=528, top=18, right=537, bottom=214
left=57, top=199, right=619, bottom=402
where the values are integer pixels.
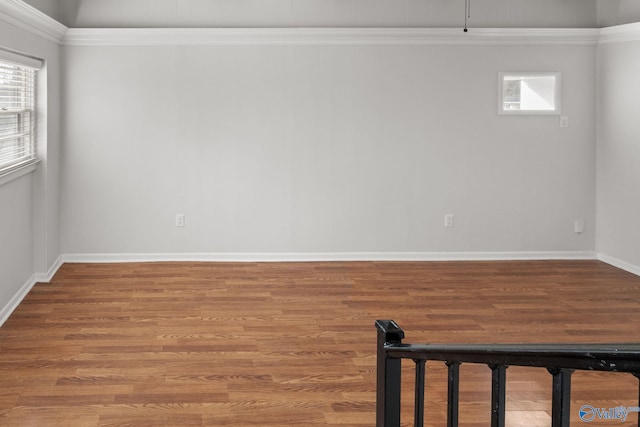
left=464, top=0, right=471, bottom=32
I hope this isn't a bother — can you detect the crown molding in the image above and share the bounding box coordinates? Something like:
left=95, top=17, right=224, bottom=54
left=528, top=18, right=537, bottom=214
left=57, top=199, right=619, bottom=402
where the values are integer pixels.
left=1, top=0, right=637, bottom=48
left=0, top=0, right=67, bottom=44
left=62, top=27, right=601, bottom=47
left=598, top=22, right=640, bottom=44
left=0, top=0, right=67, bottom=43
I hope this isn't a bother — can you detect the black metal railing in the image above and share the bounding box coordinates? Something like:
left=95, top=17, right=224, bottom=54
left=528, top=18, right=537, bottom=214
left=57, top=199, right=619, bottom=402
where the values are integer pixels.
left=376, top=320, right=640, bottom=427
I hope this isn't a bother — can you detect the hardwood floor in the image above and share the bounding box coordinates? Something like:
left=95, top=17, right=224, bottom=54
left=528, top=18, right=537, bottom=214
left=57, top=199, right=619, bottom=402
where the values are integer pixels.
left=0, top=260, right=639, bottom=426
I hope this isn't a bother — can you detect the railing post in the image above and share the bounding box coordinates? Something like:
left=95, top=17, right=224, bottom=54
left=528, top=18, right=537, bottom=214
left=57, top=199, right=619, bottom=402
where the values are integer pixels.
left=446, top=361, right=461, bottom=427
left=376, top=320, right=405, bottom=427
left=414, top=359, right=426, bottom=427
left=548, top=368, right=573, bottom=427
left=490, top=365, right=507, bottom=427
left=634, top=373, right=640, bottom=426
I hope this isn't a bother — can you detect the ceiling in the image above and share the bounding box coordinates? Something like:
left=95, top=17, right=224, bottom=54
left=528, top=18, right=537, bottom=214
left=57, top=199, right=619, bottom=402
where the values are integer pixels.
left=18, top=0, right=640, bottom=29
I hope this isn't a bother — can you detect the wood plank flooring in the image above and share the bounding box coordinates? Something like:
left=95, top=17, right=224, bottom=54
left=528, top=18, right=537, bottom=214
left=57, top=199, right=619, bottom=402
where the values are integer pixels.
left=1, top=260, right=639, bottom=426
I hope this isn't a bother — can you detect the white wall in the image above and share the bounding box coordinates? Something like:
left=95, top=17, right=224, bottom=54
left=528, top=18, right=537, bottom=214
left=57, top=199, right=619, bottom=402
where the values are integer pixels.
left=0, top=9, right=62, bottom=319
left=58, top=0, right=597, bottom=28
left=0, top=174, right=33, bottom=310
left=597, top=38, right=640, bottom=270
left=61, top=40, right=596, bottom=257
left=597, top=0, right=640, bottom=27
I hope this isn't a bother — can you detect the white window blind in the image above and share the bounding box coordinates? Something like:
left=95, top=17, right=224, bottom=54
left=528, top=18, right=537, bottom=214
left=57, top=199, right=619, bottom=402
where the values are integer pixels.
left=0, top=59, right=37, bottom=175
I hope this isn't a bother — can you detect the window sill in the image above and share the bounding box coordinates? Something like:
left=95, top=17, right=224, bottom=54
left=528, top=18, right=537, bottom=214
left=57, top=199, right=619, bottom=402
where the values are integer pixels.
left=0, top=161, right=39, bottom=188
left=498, top=108, right=561, bottom=116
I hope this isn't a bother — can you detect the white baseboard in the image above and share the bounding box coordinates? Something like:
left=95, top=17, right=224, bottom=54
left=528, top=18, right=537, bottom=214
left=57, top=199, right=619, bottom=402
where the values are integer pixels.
left=597, top=253, right=640, bottom=277
left=0, top=274, right=38, bottom=326
left=61, top=251, right=596, bottom=263
left=0, top=255, right=63, bottom=327
left=34, top=255, right=64, bottom=282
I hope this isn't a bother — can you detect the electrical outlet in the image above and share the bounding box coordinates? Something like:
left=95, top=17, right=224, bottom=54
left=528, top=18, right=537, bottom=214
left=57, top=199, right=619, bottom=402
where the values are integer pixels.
left=444, top=214, right=454, bottom=228
left=560, top=116, right=569, bottom=128
left=176, top=214, right=185, bottom=227
left=574, top=219, right=584, bottom=234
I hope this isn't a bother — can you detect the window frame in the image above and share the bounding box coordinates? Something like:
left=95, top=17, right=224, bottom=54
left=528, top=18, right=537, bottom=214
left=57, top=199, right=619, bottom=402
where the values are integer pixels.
left=498, top=71, right=562, bottom=116
left=0, top=50, right=41, bottom=182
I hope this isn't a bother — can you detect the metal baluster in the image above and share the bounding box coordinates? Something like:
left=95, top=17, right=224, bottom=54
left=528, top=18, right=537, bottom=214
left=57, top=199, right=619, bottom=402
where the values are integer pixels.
left=548, top=368, right=573, bottom=427
left=490, top=365, right=507, bottom=427
left=446, top=361, right=461, bottom=427
left=414, top=359, right=426, bottom=427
